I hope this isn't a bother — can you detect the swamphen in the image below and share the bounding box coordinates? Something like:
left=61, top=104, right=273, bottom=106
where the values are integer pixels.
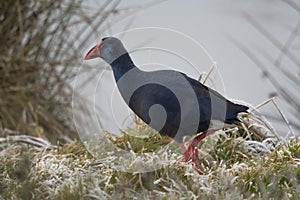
left=84, top=37, right=248, bottom=173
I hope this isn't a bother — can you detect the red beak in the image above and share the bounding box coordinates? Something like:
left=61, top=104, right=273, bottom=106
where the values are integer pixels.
left=84, top=40, right=102, bottom=60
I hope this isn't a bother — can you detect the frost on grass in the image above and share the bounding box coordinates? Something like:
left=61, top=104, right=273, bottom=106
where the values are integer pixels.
left=0, top=117, right=300, bottom=199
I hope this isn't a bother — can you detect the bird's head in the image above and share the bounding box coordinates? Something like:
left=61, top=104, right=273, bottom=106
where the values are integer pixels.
left=84, top=37, right=127, bottom=64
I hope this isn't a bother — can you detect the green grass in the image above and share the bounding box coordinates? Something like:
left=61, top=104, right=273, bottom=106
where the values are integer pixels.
left=1, top=126, right=299, bottom=200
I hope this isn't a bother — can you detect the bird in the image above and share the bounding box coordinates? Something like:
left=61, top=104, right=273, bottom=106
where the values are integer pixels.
left=84, top=37, right=249, bottom=173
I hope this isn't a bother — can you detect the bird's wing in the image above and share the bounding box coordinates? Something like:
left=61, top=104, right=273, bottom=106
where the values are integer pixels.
left=179, top=72, right=229, bottom=102
left=180, top=72, right=248, bottom=121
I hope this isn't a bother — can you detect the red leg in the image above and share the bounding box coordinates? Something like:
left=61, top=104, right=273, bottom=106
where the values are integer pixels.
left=180, top=130, right=217, bottom=174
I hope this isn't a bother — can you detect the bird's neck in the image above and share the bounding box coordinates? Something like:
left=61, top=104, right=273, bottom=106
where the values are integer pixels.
left=110, top=53, right=139, bottom=82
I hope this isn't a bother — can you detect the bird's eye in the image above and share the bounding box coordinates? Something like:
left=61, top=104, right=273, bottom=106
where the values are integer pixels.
left=102, top=37, right=108, bottom=41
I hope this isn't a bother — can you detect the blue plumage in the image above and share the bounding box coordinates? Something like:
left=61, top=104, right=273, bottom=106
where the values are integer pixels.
left=105, top=41, right=248, bottom=142
left=84, top=37, right=249, bottom=172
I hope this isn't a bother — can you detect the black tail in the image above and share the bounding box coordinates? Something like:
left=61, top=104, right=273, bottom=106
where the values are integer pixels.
left=234, top=104, right=249, bottom=113
left=225, top=104, right=268, bottom=141
left=225, top=102, right=249, bottom=123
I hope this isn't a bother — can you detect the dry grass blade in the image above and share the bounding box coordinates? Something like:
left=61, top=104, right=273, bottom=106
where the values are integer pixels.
left=243, top=13, right=300, bottom=67
left=239, top=9, right=300, bottom=134
left=227, top=32, right=300, bottom=135
left=0, top=0, right=127, bottom=143
left=0, top=133, right=54, bottom=150
left=282, top=0, right=300, bottom=13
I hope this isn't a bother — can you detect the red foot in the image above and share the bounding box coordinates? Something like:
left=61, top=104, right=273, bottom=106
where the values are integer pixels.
left=180, top=130, right=216, bottom=174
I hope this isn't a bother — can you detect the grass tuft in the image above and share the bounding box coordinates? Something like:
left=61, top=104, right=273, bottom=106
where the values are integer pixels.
left=0, top=122, right=299, bottom=199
